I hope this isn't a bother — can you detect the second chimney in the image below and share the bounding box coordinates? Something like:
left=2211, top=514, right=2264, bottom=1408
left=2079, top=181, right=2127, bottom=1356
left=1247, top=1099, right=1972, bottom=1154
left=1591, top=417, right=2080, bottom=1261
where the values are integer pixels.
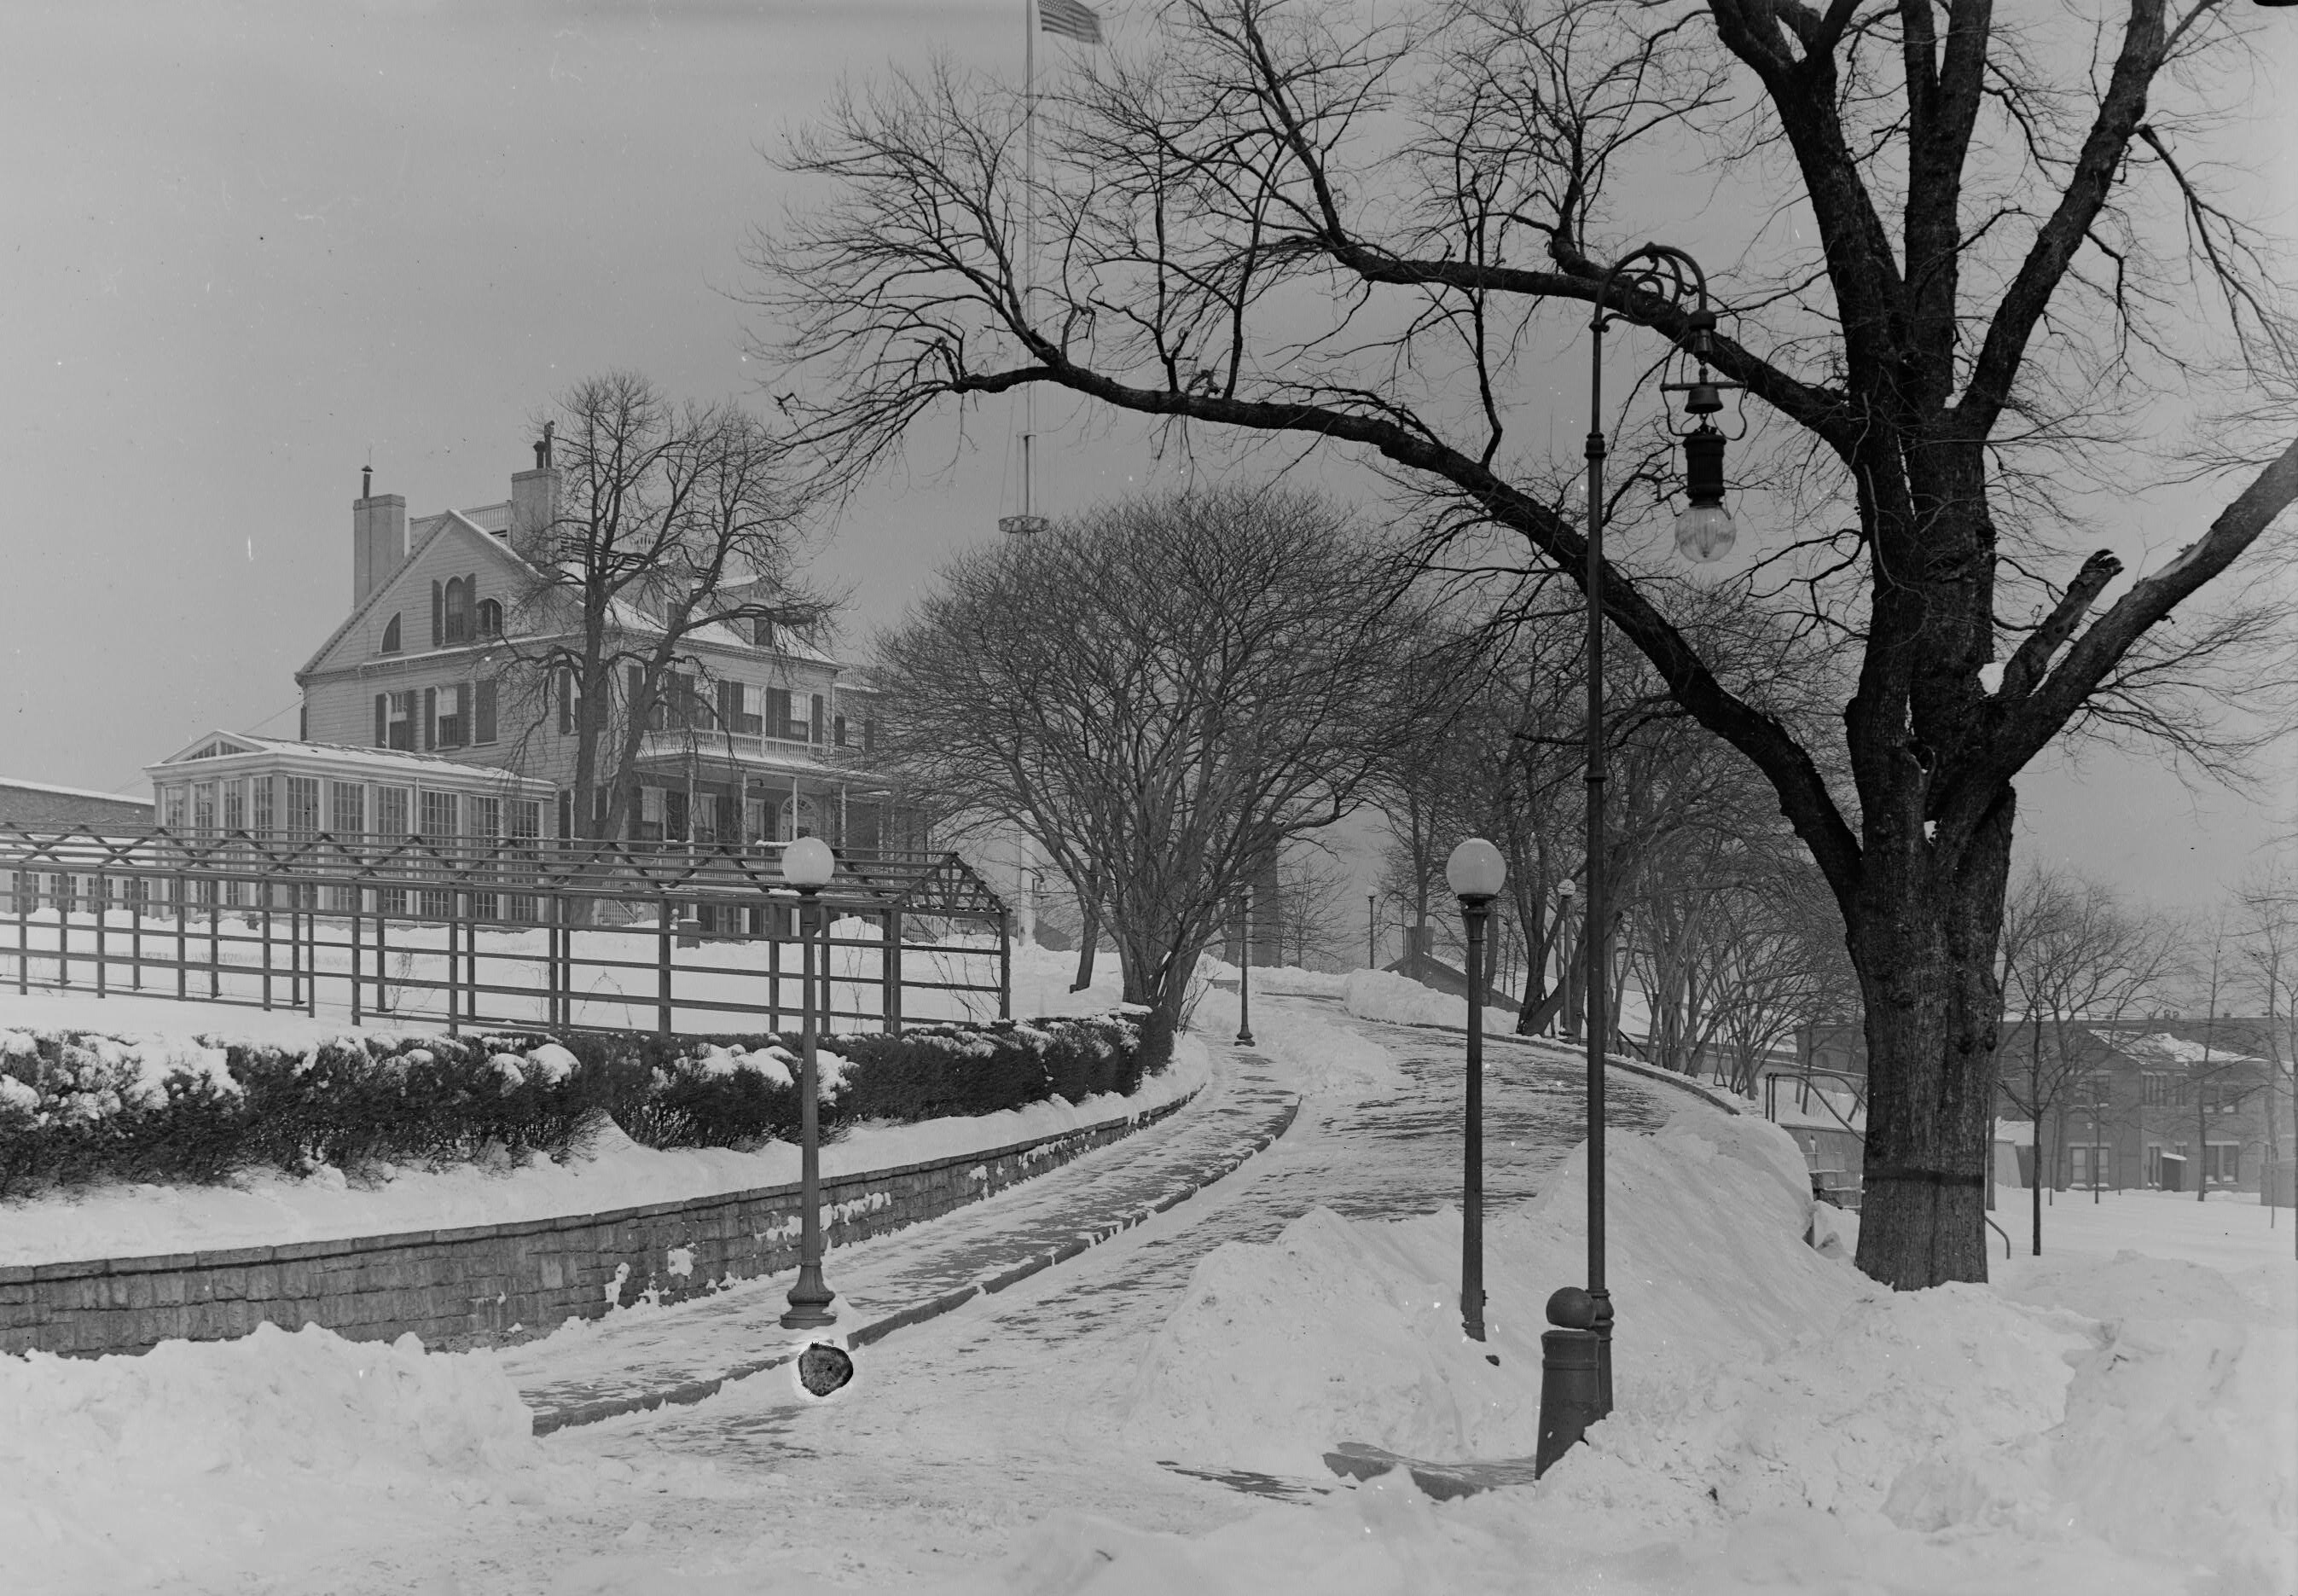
left=353, top=477, right=408, bottom=609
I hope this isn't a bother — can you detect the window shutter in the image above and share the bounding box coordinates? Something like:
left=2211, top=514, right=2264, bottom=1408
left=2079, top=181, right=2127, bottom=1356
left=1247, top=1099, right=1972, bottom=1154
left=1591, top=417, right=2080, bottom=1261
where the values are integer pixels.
left=558, top=672, right=573, bottom=735
left=476, top=679, right=497, bottom=745
left=810, top=694, right=826, bottom=743
left=628, top=665, right=645, bottom=728
left=375, top=694, right=388, bottom=747
left=423, top=686, right=437, bottom=750
left=717, top=680, right=735, bottom=728
left=432, top=581, right=444, bottom=647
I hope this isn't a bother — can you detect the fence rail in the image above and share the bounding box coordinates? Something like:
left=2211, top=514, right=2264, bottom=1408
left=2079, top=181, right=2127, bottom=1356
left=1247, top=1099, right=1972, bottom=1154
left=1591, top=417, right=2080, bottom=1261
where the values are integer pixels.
left=0, top=827, right=1012, bottom=1037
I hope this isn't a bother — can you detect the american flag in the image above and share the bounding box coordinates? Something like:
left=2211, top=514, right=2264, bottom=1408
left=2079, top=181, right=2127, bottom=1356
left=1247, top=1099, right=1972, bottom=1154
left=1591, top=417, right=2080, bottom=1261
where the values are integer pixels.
left=1039, top=0, right=1103, bottom=44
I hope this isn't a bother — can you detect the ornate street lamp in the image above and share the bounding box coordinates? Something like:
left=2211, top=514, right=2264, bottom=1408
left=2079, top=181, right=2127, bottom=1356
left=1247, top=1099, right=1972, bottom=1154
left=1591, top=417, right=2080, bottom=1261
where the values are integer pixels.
left=1446, top=837, right=1506, bottom=1344
left=1537, top=243, right=1739, bottom=1477
left=780, top=834, right=839, bottom=1330
left=1235, top=885, right=1256, bottom=1048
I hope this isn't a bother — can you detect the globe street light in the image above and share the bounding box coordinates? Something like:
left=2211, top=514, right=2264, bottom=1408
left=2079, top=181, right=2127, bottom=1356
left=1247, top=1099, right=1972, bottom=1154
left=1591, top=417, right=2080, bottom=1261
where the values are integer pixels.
left=1537, top=243, right=1739, bottom=1478
left=1446, top=837, right=1506, bottom=1344
left=780, top=833, right=839, bottom=1331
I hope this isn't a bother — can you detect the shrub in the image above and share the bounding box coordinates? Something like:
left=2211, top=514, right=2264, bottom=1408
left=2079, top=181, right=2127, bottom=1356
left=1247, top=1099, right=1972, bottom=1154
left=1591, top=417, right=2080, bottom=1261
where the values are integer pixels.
left=0, top=1011, right=1151, bottom=1198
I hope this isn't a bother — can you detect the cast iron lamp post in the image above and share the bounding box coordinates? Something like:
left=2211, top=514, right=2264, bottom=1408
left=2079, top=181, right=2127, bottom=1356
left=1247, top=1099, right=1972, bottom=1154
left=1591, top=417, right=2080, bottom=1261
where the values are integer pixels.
left=1536, top=243, right=1740, bottom=1477
left=1235, top=885, right=1256, bottom=1048
left=780, top=834, right=839, bottom=1330
left=1446, top=838, right=1506, bottom=1344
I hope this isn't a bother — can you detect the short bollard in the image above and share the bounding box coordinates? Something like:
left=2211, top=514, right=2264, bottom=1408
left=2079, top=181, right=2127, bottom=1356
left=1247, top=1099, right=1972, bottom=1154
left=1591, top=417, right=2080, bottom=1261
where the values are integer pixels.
left=1535, top=1286, right=1604, bottom=1477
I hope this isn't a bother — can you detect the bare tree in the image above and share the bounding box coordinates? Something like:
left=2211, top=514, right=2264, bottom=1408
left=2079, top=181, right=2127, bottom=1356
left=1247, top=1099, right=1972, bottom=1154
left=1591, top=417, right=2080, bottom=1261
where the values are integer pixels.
left=2234, top=868, right=2298, bottom=1204
left=869, top=485, right=1428, bottom=1062
left=751, top=2, right=2298, bottom=1286
left=1268, top=843, right=1355, bottom=969
left=1998, top=864, right=2177, bottom=1249
left=509, top=373, right=831, bottom=843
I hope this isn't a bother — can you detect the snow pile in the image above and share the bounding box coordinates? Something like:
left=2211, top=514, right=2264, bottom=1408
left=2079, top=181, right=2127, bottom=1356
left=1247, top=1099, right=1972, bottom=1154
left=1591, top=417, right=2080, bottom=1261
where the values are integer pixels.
left=1121, top=1111, right=1837, bottom=1477
left=0, top=1324, right=579, bottom=1590
left=1342, top=968, right=1468, bottom=1030
left=1198, top=957, right=1354, bottom=997
left=1052, top=1107, right=2298, bottom=1594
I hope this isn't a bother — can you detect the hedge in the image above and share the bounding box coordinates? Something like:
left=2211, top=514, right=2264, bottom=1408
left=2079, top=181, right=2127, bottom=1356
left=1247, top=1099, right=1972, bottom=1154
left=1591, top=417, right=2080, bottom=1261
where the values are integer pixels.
left=0, top=1011, right=1149, bottom=1200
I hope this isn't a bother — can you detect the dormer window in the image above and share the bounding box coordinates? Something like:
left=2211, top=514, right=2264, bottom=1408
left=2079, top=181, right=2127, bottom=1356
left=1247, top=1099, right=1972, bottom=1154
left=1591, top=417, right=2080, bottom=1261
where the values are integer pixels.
left=380, top=613, right=403, bottom=654
left=752, top=618, right=775, bottom=648
left=477, top=597, right=502, bottom=638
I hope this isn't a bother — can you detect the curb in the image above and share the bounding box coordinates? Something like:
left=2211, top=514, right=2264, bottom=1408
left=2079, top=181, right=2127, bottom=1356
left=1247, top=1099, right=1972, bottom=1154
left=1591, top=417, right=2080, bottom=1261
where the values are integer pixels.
left=530, top=1084, right=1304, bottom=1436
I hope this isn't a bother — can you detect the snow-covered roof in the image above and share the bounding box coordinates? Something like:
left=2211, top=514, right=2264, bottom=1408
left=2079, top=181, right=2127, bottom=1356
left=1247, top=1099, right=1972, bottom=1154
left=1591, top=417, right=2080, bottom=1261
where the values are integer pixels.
left=144, top=733, right=553, bottom=792
left=0, top=775, right=154, bottom=805
left=2102, top=1030, right=2268, bottom=1070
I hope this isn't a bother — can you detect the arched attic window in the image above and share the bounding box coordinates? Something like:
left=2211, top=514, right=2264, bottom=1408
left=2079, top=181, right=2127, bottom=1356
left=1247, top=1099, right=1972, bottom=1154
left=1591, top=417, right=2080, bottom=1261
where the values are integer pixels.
left=442, top=577, right=473, bottom=644
left=477, top=597, right=502, bottom=638
left=380, top=612, right=402, bottom=654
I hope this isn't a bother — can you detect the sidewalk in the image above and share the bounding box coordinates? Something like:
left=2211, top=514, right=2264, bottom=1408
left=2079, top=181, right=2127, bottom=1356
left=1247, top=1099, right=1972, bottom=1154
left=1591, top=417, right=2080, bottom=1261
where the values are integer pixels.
left=503, top=1040, right=1300, bottom=1434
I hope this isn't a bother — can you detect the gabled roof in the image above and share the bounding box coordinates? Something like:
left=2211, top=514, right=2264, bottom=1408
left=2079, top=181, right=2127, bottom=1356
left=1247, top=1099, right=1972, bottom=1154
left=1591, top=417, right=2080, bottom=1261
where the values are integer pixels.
left=298, top=509, right=548, bottom=681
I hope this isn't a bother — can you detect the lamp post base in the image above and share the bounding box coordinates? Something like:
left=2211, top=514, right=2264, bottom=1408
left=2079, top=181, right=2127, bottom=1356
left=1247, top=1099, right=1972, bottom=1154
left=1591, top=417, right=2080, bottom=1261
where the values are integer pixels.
left=1534, top=1286, right=1610, bottom=1476
left=781, top=1264, right=838, bottom=1330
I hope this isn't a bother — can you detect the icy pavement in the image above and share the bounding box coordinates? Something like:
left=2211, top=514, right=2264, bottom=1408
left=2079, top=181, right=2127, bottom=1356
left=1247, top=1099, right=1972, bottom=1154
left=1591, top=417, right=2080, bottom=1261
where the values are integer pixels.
left=503, top=998, right=1667, bottom=1432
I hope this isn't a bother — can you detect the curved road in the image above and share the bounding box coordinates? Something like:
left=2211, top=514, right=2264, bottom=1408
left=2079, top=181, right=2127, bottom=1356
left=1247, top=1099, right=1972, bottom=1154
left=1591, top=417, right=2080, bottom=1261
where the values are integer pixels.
left=315, top=999, right=1687, bottom=1593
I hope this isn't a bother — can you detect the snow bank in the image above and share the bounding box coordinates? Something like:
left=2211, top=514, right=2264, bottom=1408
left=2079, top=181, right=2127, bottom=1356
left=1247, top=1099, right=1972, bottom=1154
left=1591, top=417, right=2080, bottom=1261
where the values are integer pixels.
left=0, top=1325, right=577, bottom=1589
left=0, top=1033, right=1211, bottom=1268
left=1342, top=968, right=1468, bottom=1030
left=1121, top=1110, right=1837, bottom=1477
left=1198, top=957, right=1354, bottom=997
left=1026, top=1106, right=2298, bottom=1595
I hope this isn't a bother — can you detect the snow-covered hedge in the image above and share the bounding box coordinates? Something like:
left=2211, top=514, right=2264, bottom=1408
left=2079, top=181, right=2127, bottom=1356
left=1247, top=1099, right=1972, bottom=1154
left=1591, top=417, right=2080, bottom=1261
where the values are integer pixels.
left=0, top=1011, right=1148, bottom=1198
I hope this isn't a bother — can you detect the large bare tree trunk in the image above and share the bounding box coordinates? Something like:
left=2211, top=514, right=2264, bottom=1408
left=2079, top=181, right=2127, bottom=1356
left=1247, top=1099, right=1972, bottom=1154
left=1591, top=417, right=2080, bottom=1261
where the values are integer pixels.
left=1851, top=799, right=2015, bottom=1287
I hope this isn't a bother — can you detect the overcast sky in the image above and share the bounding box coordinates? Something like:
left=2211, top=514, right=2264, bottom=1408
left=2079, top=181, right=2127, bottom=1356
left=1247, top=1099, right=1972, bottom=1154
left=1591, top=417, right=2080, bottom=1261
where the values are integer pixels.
left=1, top=0, right=2290, bottom=918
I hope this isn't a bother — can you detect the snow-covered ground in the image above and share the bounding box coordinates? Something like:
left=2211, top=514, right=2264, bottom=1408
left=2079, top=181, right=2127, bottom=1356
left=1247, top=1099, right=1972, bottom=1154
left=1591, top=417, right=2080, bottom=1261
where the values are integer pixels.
left=4, top=1000, right=2289, bottom=1593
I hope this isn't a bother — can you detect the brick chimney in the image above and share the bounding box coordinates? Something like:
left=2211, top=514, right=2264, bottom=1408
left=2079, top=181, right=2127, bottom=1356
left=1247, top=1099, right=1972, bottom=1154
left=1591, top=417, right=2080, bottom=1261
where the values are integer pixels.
left=352, top=467, right=408, bottom=609
left=510, top=421, right=560, bottom=551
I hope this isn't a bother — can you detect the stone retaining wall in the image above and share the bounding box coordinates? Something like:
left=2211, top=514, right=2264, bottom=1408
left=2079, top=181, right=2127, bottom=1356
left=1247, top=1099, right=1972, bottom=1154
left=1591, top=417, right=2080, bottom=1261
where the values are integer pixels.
left=0, top=1090, right=1196, bottom=1359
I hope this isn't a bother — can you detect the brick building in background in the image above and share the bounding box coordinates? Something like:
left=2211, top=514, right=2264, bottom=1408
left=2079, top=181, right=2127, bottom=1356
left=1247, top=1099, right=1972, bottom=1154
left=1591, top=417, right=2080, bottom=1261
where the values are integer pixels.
left=0, top=778, right=154, bottom=833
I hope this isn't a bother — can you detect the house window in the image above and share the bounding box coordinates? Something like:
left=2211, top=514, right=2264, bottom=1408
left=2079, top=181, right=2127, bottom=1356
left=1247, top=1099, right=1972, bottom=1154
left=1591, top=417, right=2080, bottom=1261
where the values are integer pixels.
left=508, top=799, right=541, bottom=840
left=438, top=683, right=469, bottom=749
left=719, top=681, right=762, bottom=735
left=193, top=783, right=217, bottom=836
left=222, top=780, right=247, bottom=834
left=862, top=717, right=877, bottom=754
left=2068, top=1145, right=2112, bottom=1189
left=766, top=687, right=798, bottom=740
left=251, top=777, right=275, bottom=835
left=375, top=786, right=411, bottom=838
left=744, top=798, right=766, bottom=843
left=2204, top=1143, right=2241, bottom=1184
left=752, top=618, right=775, bottom=648
left=469, top=795, right=501, bottom=838
left=386, top=692, right=415, bottom=752
left=2142, top=1072, right=2175, bottom=1106
left=636, top=786, right=665, bottom=841
left=380, top=613, right=403, bottom=654
left=330, top=781, right=364, bottom=839
left=476, top=598, right=502, bottom=638
left=834, top=714, right=848, bottom=747
left=443, top=577, right=473, bottom=644
left=419, top=790, right=457, bottom=839
left=285, top=777, right=321, bottom=840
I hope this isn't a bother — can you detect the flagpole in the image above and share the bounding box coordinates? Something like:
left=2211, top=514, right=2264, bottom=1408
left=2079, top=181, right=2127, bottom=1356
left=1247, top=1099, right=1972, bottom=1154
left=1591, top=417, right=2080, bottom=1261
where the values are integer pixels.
left=1023, top=0, right=1037, bottom=525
